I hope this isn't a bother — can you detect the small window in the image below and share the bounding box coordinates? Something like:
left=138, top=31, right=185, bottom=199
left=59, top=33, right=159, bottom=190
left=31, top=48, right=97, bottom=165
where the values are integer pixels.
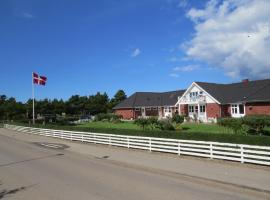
left=200, top=105, right=205, bottom=113
left=239, top=104, right=244, bottom=114
left=231, top=104, right=238, bottom=114
left=146, top=107, right=151, bottom=110
left=152, top=107, right=157, bottom=110
left=135, top=108, right=140, bottom=111
left=188, top=105, right=194, bottom=113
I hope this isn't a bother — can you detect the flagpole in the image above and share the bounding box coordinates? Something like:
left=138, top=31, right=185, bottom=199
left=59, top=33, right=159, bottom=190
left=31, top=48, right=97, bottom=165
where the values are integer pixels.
left=32, top=72, right=35, bottom=125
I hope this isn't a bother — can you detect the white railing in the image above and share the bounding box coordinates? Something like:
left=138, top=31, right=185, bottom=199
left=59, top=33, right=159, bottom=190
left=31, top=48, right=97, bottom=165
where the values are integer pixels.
left=4, top=124, right=270, bottom=166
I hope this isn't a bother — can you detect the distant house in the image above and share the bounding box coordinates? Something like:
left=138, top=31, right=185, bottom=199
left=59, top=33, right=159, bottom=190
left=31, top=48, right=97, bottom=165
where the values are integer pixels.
left=114, top=79, right=270, bottom=121
left=177, top=79, right=270, bottom=122
left=113, top=90, right=185, bottom=119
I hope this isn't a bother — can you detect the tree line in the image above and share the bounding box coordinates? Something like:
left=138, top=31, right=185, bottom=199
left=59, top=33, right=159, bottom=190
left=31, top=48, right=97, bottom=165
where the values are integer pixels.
left=0, top=90, right=127, bottom=121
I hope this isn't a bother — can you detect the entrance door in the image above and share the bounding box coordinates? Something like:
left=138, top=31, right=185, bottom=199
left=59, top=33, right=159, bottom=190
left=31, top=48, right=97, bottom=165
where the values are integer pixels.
left=198, top=105, right=206, bottom=122
left=141, top=107, right=146, bottom=117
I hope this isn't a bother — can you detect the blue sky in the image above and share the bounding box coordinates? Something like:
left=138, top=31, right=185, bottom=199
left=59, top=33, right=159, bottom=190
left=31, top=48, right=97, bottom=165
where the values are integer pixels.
left=1, top=0, right=270, bottom=102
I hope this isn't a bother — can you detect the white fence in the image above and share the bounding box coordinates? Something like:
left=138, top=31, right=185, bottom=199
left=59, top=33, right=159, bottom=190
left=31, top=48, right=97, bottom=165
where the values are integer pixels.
left=4, top=124, right=270, bottom=166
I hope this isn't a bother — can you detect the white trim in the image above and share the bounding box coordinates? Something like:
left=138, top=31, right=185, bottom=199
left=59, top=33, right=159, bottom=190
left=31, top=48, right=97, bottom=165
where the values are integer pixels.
left=230, top=103, right=245, bottom=118
left=175, top=82, right=221, bottom=106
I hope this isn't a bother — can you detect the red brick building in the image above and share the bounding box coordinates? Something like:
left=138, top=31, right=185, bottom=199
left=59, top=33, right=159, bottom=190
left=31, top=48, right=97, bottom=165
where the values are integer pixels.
left=176, top=79, right=270, bottom=122
left=114, top=79, right=270, bottom=121
left=113, top=90, right=185, bottom=120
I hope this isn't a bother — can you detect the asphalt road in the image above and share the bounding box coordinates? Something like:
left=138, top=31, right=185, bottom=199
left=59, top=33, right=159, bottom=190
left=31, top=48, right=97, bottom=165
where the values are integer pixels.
left=0, top=129, right=269, bottom=200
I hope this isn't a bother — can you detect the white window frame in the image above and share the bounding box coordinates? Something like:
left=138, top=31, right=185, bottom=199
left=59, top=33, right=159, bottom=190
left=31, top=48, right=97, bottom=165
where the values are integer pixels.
left=200, top=105, right=205, bottom=113
left=231, top=104, right=245, bottom=118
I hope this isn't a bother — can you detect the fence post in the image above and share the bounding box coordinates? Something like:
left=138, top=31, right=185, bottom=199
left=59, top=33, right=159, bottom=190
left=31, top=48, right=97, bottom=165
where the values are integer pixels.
left=94, top=133, right=96, bottom=144
left=240, top=145, right=244, bottom=163
left=149, top=138, right=152, bottom=152
left=178, top=141, right=181, bottom=156
left=70, top=132, right=73, bottom=141
left=127, top=137, right=130, bottom=148
left=210, top=143, right=213, bottom=159
left=109, top=135, right=111, bottom=146
left=82, top=134, right=84, bottom=142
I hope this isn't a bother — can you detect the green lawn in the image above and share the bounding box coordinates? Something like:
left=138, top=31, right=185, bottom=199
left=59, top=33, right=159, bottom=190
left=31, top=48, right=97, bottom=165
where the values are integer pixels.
left=78, top=121, right=234, bottom=134
left=78, top=121, right=140, bottom=130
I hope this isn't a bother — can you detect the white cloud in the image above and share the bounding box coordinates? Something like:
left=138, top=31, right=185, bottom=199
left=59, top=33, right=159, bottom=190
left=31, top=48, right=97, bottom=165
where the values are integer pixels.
left=20, top=12, right=34, bottom=19
left=184, top=0, right=270, bottom=79
left=173, top=64, right=199, bottom=72
left=170, top=73, right=179, bottom=77
left=131, top=48, right=141, bottom=57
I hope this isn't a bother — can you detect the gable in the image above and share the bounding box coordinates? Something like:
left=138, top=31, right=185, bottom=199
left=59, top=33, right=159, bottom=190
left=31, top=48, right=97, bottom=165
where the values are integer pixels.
left=176, top=83, right=220, bottom=105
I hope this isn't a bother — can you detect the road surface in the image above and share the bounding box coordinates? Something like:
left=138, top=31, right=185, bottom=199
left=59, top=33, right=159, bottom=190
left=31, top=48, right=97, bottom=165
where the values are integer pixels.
left=0, top=128, right=269, bottom=200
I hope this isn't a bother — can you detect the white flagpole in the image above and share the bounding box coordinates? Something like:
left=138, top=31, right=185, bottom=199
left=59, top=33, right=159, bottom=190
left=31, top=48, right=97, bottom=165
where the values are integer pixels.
left=32, top=72, right=35, bottom=125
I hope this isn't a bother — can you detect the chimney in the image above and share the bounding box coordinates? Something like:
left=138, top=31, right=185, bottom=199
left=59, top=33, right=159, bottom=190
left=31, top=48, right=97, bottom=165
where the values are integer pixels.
left=242, top=79, right=249, bottom=83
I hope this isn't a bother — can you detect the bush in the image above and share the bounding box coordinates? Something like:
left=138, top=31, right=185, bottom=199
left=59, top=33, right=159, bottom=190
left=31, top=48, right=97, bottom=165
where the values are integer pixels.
left=242, top=115, right=270, bottom=135
left=172, top=114, right=184, bottom=124
left=156, top=119, right=175, bottom=131
left=148, top=117, right=159, bottom=130
left=217, top=118, right=243, bottom=134
left=94, top=113, right=121, bottom=122
left=134, top=118, right=150, bottom=130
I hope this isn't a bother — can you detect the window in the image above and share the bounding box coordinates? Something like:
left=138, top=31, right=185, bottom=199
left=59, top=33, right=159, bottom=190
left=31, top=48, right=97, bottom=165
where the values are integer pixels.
left=231, top=104, right=238, bottom=114
left=188, top=105, right=194, bottom=113
left=146, top=107, right=151, bottom=111
left=189, top=92, right=198, bottom=98
left=200, top=105, right=205, bottom=113
left=239, top=104, right=244, bottom=114
left=152, top=107, right=157, bottom=110
left=231, top=104, right=245, bottom=115
left=164, top=107, right=171, bottom=113
left=135, top=108, right=140, bottom=111
left=195, top=106, right=198, bottom=113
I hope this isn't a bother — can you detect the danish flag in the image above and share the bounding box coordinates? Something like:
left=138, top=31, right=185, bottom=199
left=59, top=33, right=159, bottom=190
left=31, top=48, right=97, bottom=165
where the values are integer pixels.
left=33, top=72, right=47, bottom=86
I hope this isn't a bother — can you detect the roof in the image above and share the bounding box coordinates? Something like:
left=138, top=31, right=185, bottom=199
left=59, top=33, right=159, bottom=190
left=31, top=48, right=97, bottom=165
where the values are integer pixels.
left=196, top=79, right=270, bottom=104
left=113, top=90, right=185, bottom=109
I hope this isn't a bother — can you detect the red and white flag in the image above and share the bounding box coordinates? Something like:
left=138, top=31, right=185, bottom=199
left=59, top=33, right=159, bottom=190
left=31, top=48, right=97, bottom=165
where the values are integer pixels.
left=33, top=72, right=47, bottom=86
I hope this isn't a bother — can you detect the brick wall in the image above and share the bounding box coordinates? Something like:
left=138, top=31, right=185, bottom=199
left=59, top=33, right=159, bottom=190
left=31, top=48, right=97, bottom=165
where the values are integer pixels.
left=245, top=102, right=270, bottom=115
left=206, top=103, right=221, bottom=118
left=115, top=108, right=135, bottom=119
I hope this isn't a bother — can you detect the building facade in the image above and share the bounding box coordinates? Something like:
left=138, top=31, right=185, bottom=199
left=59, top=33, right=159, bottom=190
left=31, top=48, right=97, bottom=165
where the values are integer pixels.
left=114, top=79, right=270, bottom=121
left=113, top=91, right=184, bottom=120
left=176, top=79, right=270, bottom=122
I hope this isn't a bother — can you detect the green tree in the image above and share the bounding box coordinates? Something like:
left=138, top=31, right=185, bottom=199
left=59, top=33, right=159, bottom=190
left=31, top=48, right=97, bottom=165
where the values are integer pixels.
left=109, top=90, right=127, bottom=110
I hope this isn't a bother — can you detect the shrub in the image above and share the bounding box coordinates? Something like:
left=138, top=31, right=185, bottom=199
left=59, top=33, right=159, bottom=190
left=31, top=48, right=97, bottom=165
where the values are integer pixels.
left=172, top=114, right=184, bottom=124
left=156, top=119, right=175, bottom=131
left=217, top=118, right=243, bottom=134
left=94, top=113, right=121, bottom=122
left=134, top=118, right=150, bottom=130
left=148, top=116, right=159, bottom=130
left=242, top=115, right=270, bottom=135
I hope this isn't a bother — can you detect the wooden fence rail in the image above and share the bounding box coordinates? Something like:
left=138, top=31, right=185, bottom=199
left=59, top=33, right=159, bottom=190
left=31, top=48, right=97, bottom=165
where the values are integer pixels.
left=4, top=124, right=270, bottom=166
